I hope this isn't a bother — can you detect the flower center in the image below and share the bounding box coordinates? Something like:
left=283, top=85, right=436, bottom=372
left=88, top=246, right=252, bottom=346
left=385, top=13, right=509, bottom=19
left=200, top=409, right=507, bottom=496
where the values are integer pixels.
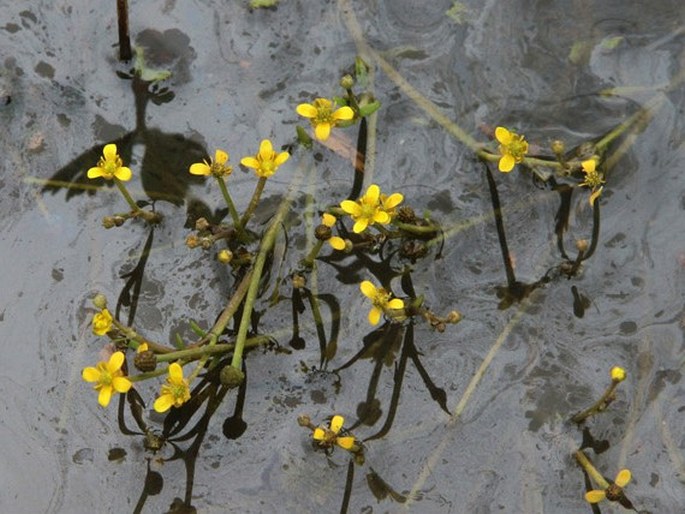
left=313, top=102, right=334, bottom=124
left=583, top=170, right=604, bottom=188
left=101, top=158, right=120, bottom=179
left=99, top=369, right=113, bottom=387
left=372, top=288, right=391, bottom=309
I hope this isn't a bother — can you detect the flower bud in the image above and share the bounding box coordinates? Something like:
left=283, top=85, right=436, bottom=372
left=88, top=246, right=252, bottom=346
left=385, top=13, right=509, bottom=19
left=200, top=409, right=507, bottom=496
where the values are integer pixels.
left=610, top=366, right=626, bottom=382
left=186, top=234, right=199, bottom=249
left=340, top=74, right=355, bottom=90
left=297, top=414, right=312, bottom=427
left=217, top=249, right=233, bottom=264
left=102, top=216, right=116, bottom=229
left=195, top=217, right=210, bottom=231
left=92, top=294, right=108, bottom=309
left=446, top=310, right=462, bottom=324
left=551, top=139, right=565, bottom=156
left=292, top=274, right=306, bottom=289
left=575, top=239, right=589, bottom=253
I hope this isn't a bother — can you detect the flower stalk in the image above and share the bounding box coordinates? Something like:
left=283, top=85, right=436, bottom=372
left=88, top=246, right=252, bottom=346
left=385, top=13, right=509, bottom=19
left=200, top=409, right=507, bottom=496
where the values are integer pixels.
left=572, top=366, right=627, bottom=423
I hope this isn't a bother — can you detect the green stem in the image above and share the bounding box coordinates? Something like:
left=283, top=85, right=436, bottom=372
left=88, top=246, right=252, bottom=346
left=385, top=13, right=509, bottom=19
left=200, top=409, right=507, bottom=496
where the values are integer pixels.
left=240, top=176, right=267, bottom=228
left=216, top=176, right=245, bottom=237
left=127, top=335, right=271, bottom=382
left=232, top=166, right=305, bottom=370
left=302, top=240, right=324, bottom=268
left=114, top=177, right=141, bottom=212
left=113, top=177, right=161, bottom=223
left=574, top=450, right=610, bottom=489
left=571, top=381, right=619, bottom=423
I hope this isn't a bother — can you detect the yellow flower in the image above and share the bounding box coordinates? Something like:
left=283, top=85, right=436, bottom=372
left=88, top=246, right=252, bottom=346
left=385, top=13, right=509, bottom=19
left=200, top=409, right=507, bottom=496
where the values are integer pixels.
left=360, top=280, right=404, bottom=325
left=92, top=308, right=114, bottom=336
left=580, top=158, right=605, bottom=206
left=586, top=469, right=632, bottom=504
left=240, top=139, right=290, bottom=178
left=137, top=343, right=149, bottom=353
left=153, top=362, right=191, bottom=413
left=321, top=213, right=346, bottom=250
left=495, top=126, right=528, bottom=172
left=296, top=98, right=355, bottom=141
left=82, top=351, right=132, bottom=407
left=610, top=366, right=626, bottom=382
left=189, top=149, right=232, bottom=177
left=87, top=144, right=132, bottom=181
left=340, top=184, right=399, bottom=234
left=312, top=414, right=356, bottom=450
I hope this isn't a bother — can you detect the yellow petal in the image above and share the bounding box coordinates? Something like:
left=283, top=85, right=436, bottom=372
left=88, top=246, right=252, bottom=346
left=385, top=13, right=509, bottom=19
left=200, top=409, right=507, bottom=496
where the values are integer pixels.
left=499, top=154, right=515, bottom=172
left=98, top=386, right=113, bottom=407
left=352, top=219, right=368, bottom=233
left=87, top=167, right=104, bottom=179
left=258, top=139, right=274, bottom=160
left=383, top=193, right=403, bottom=209
left=274, top=151, right=290, bottom=166
left=387, top=298, right=404, bottom=310
left=112, top=376, right=132, bottom=393
left=340, top=200, right=361, bottom=216
left=365, top=184, right=380, bottom=203
left=373, top=211, right=390, bottom=224
left=189, top=162, right=211, bottom=175
left=585, top=490, right=606, bottom=503
left=336, top=436, right=356, bottom=450
left=296, top=103, right=317, bottom=118
left=330, top=415, right=345, bottom=433
left=495, top=126, right=512, bottom=144
left=581, top=159, right=596, bottom=173
left=114, top=167, right=132, bottom=182
left=615, top=469, right=631, bottom=487
left=333, top=106, right=354, bottom=121
left=137, top=343, right=149, bottom=353
left=82, top=367, right=100, bottom=383
left=168, top=362, right=184, bottom=382
left=240, top=157, right=260, bottom=169
left=215, top=149, right=228, bottom=164
left=108, top=351, right=125, bottom=373
left=368, top=307, right=382, bottom=325
left=103, top=144, right=118, bottom=161
left=153, top=393, right=174, bottom=413
left=322, top=213, right=336, bottom=227
left=360, top=281, right=377, bottom=298
left=314, top=122, right=331, bottom=141
left=329, top=237, right=346, bottom=250
left=312, top=427, right=326, bottom=441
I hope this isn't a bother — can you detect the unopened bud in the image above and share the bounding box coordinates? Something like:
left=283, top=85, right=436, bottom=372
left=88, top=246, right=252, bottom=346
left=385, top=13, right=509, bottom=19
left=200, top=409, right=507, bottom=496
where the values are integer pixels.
left=575, top=239, right=589, bottom=253
left=340, top=74, right=355, bottom=90
left=292, top=274, right=306, bottom=289
left=92, top=294, right=108, bottom=309
left=195, top=217, right=210, bottom=231
left=551, top=139, right=565, bottom=156
left=186, top=234, right=199, bottom=249
left=446, top=310, right=462, bottom=324
left=217, top=249, right=233, bottom=264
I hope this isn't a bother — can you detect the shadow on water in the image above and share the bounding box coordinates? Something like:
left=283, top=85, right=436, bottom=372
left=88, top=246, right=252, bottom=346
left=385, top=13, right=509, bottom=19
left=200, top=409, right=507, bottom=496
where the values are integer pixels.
left=42, top=30, right=206, bottom=206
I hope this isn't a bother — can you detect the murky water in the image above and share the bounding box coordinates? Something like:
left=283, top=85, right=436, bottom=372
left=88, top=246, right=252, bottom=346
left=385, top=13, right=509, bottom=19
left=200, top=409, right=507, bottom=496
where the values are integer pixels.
left=1, top=0, right=683, bottom=512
